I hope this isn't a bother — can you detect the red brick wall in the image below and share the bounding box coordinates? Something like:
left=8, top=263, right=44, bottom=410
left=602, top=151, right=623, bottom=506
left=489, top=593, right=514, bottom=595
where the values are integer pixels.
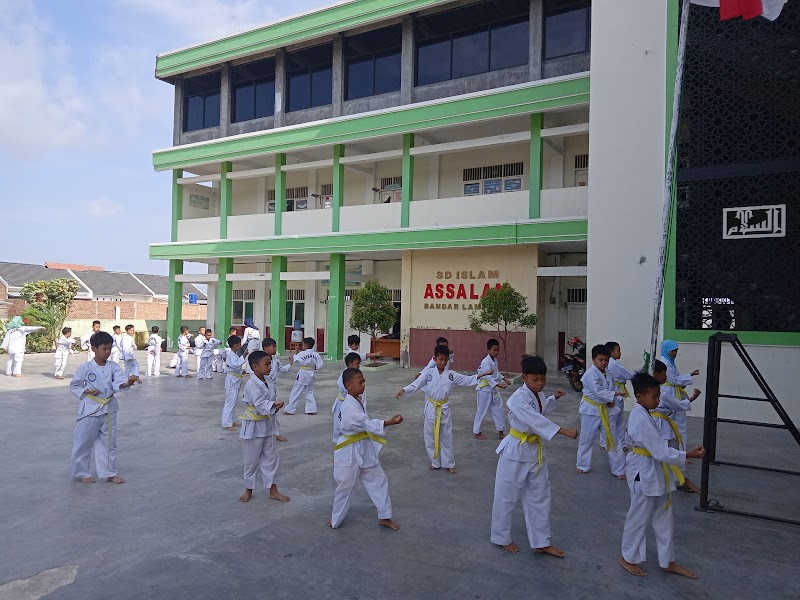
left=7, top=298, right=26, bottom=317
left=9, top=298, right=205, bottom=321
left=409, top=328, right=526, bottom=373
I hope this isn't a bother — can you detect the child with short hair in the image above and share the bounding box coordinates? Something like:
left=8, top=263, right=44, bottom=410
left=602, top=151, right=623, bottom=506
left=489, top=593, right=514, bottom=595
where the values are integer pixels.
left=222, top=335, right=248, bottom=431
left=111, top=325, right=123, bottom=364
left=283, top=337, right=324, bottom=415
left=176, top=326, right=191, bottom=378
left=146, top=326, right=163, bottom=376
left=193, top=327, right=206, bottom=372
left=329, top=367, right=403, bottom=530
left=54, top=327, right=77, bottom=379
left=333, top=352, right=363, bottom=443
left=619, top=372, right=705, bottom=579
left=473, top=338, right=510, bottom=440
left=238, top=350, right=290, bottom=504
left=199, top=329, right=220, bottom=380
left=1, top=317, right=44, bottom=377
left=346, top=334, right=382, bottom=362
left=81, top=321, right=102, bottom=362
left=121, top=325, right=139, bottom=378
left=576, top=344, right=628, bottom=478
left=70, top=331, right=140, bottom=484
left=397, top=344, right=483, bottom=474
left=491, top=355, right=578, bottom=557
left=603, top=341, right=637, bottom=451
left=424, top=337, right=454, bottom=370
left=262, top=338, right=292, bottom=442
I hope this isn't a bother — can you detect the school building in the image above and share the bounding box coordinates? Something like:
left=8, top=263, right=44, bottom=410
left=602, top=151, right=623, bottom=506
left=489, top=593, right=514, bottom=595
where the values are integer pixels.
left=150, top=0, right=799, bottom=423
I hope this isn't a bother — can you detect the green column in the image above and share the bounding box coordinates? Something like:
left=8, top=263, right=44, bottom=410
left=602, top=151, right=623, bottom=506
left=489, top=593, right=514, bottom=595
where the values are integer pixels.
left=332, top=145, right=345, bottom=232
left=171, top=169, right=183, bottom=242
left=529, top=113, right=543, bottom=219
left=274, top=153, right=286, bottom=235
left=167, top=260, right=184, bottom=350
left=220, top=161, right=232, bottom=239
left=269, top=257, right=288, bottom=352
left=401, top=133, right=414, bottom=228
left=327, top=253, right=346, bottom=361
left=216, top=258, right=233, bottom=334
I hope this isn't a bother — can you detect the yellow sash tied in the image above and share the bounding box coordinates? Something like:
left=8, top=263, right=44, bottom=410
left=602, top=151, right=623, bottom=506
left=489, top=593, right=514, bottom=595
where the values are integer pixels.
left=86, top=394, right=113, bottom=450
left=239, top=406, right=271, bottom=421
left=335, top=394, right=345, bottom=402
left=334, top=431, right=388, bottom=451
left=631, top=447, right=685, bottom=510
left=650, top=411, right=684, bottom=450
left=227, top=371, right=247, bottom=379
left=509, top=428, right=543, bottom=465
left=427, top=396, right=448, bottom=458
left=582, top=395, right=616, bottom=451
left=615, top=382, right=630, bottom=399
left=299, top=366, right=314, bottom=370
left=665, top=381, right=688, bottom=399
left=477, top=379, right=490, bottom=389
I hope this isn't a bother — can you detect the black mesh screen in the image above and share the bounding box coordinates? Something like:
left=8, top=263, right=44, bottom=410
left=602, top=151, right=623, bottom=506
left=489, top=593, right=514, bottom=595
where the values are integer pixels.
left=675, top=3, right=800, bottom=333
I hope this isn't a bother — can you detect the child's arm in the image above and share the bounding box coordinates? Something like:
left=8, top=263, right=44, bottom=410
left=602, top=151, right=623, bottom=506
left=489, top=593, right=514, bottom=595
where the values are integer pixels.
left=639, top=426, right=701, bottom=468
left=278, top=359, right=292, bottom=373
left=510, top=393, right=577, bottom=440
left=452, top=371, right=481, bottom=388
left=252, top=386, right=282, bottom=414
left=113, top=363, right=140, bottom=390
left=689, top=388, right=701, bottom=402
left=397, top=371, right=428, bottom=398
left=314, top=353, right=324, bottom=370
left=69, top=364, right=90, bottom=399
left=541, top=390, right=567, bottom=414
left=582, top=372, right=618, bottom=406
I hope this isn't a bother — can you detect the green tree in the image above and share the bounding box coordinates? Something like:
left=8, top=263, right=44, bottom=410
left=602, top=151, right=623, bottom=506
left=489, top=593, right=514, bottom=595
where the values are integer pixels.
left=20, top=278, right=80, bottom=350
left=468, top=282, right=538, bottom=374
left=349, top=280, right=397, bottom=355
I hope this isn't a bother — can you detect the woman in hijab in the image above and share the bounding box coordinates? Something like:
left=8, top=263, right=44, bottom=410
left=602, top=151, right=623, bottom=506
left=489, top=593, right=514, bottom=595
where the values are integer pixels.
left=2, top=316, right=45, bottom=376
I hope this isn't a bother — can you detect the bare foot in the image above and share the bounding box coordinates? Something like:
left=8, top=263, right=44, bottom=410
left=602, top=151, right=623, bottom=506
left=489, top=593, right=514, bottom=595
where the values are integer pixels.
left=225, top=425, right=238, bottom=431
left=682, top=478, right=701, bottom=494
left=663, top=562, right=697, bottom=579
left=378, top=518, right=400, bottom=531
left=498, top=431, right=505, bottom=439
left=283, top=411, right=294, bottom=416
left=326, top=519, right=333, bottom=528
left=536, top=546, right=566, bottom=558
left=276, top=435, right=288, bottom=442
left=576, top=468, right=589, bottom=474
left=429, top=465, right=440, bottom=470
left=269, top=485, right=290, bottom=502
left=239, top=489, right=252, bottom=502
left=501, top=542, right=519, bottom=553
left=474, top=432, right=486, bottom=440
left=107, top=476, right=126, bottom=484
left=615, top=474, right=627, bottom=480
left=232, top=422, right=241, bottom=427
left=80, top=477, right=96, bottom=484
left=619, top=556, right=647, bottom=577
left=447, top=467, right=457, bottom=474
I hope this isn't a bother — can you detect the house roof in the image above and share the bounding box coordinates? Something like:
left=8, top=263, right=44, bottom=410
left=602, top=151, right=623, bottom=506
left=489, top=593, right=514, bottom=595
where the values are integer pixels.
left=0, top=262, right=86, bottom=290
left=44, top=262, right=103, bottom=271
left=133, top=273, right=207, bottom=300
left=70, top=270, right=152, bottom=296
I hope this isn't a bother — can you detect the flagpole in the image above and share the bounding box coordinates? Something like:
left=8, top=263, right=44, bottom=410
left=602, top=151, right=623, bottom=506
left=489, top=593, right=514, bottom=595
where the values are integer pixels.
left=649, top=0, right=691, bottom=371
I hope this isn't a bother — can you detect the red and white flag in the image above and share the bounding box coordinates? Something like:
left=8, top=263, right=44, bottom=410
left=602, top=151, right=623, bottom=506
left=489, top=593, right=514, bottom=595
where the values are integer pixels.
left=691, top=0, right=786, bottom=20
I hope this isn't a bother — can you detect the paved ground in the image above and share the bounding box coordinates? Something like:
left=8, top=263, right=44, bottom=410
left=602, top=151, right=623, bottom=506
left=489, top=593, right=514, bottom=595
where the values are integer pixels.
left=1, top=351, right=798, bottom=600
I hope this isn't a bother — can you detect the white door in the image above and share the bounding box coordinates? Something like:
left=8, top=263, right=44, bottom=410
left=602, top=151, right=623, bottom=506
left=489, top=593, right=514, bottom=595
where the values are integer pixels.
left=567, top=302, right=587, bottom=342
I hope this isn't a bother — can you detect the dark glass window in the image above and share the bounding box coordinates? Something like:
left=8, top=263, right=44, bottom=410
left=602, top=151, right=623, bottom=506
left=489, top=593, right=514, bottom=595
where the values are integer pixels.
left=415, top=0, right=529, bottom=86
left=287, top=43, right=332, bottom=112
left=231, top=58, right=276, bottom=122
left=544, top=0, right=591, bottom=59
left=183, top=72, right=221, bottom=132
left=345, top=25, right=402, bottom=100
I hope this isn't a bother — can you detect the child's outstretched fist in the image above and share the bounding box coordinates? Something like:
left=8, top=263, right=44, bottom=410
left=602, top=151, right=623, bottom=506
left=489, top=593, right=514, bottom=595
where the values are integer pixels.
left=554, top=390, right=566, bottom=399
left=687, top=445, right=705, bottom=459
left=559, top=427, right=579, bottom=439
left=386, top=414, right=403, bottom=426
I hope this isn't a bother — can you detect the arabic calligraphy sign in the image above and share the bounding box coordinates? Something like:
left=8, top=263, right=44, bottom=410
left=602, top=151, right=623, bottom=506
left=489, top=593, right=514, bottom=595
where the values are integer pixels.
left=722, top=204, right=786, bottom=240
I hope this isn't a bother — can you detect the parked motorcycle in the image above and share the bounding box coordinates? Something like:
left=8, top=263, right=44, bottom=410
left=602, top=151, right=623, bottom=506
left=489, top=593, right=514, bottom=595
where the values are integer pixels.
left=560, top=336, right=586, bottom=393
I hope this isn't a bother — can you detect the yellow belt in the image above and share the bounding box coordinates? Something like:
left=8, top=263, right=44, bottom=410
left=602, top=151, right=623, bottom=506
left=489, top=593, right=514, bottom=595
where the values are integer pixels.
left=477, top=379, right=490, bottom=389
left=632, top=447, right=685, bottom=510
left=427, top=396, right=448, bottom=458
left=334, top=431, right=387, bottom=451
left=615, top=382, right=630, bottom=398
left=665, top=381, right=688, bottom=399
left=509, top=428, right=543, bottom=465
left=227, top=371, right=247, bottom=379
left=299, top=366, right=314, bottom=370
left=651, top=411, right=684, bottom=449
left=582, top=395, right=616, bottom=451
left=239, top=406, right=270, bottom=421
left=86, top=394, right=113, bottom=452
left=335, top=394, right=345, bottom=402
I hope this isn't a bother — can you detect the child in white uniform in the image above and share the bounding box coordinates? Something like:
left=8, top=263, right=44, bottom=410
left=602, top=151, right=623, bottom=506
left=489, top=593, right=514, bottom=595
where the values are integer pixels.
left=222, top=335, right=248, bottom=431
left=422, top=336, right=454, bottom=371
left=619, top=372, right=705, bottom=579
left=333, top=353, right=362, bottom=443
left=329, top=367, right=403, bottom=530
left=473, top=338, right=510, bottom=440
left=1, top=316, right=44, bottom=376
left=262, top=338, right=292, bottom=442
left=346, top=334, right=382, bottom=362
left=199, top=329, right=220, bottom=379
left=604, top=341, right=637, bottom=451
left=146, top=326, right=163, bottom=376
left=242, top=319, right=261, bottom=373
left=111, top=325, right=123, bottom=364
left=238, top=351, right=290, bottom=504
left=54, top=327, right=77, bottom=379
left=193, top=327, right=206, bottom=373
left=490, top=356, right=577, bottom=557
left=121, top=324, right=139, bottom=378
left=70, top=331, right=140, bottom=483
left=283, top=337, right=324, bottom=415
left=176, top=326, right=191, bottom=378
left=660, top=340, right=700, bottom=447
left=80, top=321, right=101, bottom=362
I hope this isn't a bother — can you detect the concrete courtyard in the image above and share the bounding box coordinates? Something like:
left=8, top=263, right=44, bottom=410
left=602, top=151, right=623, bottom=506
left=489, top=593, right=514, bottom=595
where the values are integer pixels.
left=1, top=351, right=798, bottom=600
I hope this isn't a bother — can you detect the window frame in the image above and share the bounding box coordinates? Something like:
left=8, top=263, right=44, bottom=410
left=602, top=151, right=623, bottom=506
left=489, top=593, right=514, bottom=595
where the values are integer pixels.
left=542, top=0, right=592, bottom=61
left=344, top=25, right=403, bottom=101
left=286, top=44, right=333, bottom=112
left=183, top=72, right=222, bottom=132
left=231, top=58, right=277, bottom=123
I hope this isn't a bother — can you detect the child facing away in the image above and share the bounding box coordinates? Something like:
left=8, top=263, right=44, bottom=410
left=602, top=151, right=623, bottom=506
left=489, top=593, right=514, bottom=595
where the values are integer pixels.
left=81, top=321, right=102, bottom=362
left=283, top=337, right=324, bottom=415
left=70, top=331, right=140, bottom=484
left=576, top=344, right=628, bottom=479
left=121, top=325, right=139, bottom=378
left=1, top=316, right=44, bottom=377
left=54, top=327, right=77, bottom=379
left=146, top=326, right=163, bottom=376
left=333, top=353, right=363, bottom=443
left=660, top=340, right=701, bottom=447
left=262, top=338, right=292, bottom=442
left=214, top=328, right=235, bottom=373
left=603, top=341, right=637, bottom=451
left=198, top=329, right=220, bottom=380
left=176, top=325, right=192, bottom=378
left=423, top=337, right=454, bottom=370
left=346, top=334, right=382, bottom=362
left=238, top=350, right=290, bottom=504
left=397, top=344, right=487, bottom=474
left=490, top=355, right=578, bottom=557
left=193, top=327, right=206, bottom=373
left=473, top=338, right=510, bottom=440
left=619, top=372, right=705, bottom=579
left=111, top=325, right=123, bottom=364
left=242, top=319, right=262, bottom=372
left=223, top=335, right=248, bottom=431
left=329, top=367, right=403, bottom=530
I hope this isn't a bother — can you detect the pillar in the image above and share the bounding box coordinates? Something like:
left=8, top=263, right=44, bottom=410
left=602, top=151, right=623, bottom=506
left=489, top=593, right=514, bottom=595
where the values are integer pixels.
left=270, top=257, right=288, bottom=352
left=401, top=133, right=414, bottom=227
left=274, top=49, right=286, bottom=128
left=327, top=253, right=346, bottom=361
left=529, top=114, right=543, bottom=219
left=167, top=260, right=184, bottom=351
left=332, top=144, right=345, bottom=232
left=171, top=169, right=183, bottom=242
left=332, top=33, right=344, bottom=117
left=400, top=15, right=415, bottom=104
left=220, top=161, right=232, bottom=238
left=220, top=63, right=231, bottom=137
left=529, top=0, right=544, bottom=80
left=274, top=153, right=286, bottom=235
left=216, top=258, right=233, bottom=335
left=304, top=260, right=318, bottom=344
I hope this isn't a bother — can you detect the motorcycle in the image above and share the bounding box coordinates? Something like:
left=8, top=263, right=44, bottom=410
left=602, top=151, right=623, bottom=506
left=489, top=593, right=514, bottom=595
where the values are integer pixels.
left=560, top=336, right=586, bottom=393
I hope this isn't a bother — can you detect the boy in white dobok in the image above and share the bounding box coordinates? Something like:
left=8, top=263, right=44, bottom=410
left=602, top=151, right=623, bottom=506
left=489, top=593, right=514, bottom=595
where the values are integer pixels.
left=397, top=345, right=486, bottom=474
left=121, top=324, right=139, bottom=378
left=70, top=331, right=140, bottom=484
left=193, top=327, right=206, bottom=373
left=222, top=335, right=248, bottom=431
left=473, top=338, right=510, bottom=440
left=619, top=372, right=705, bottom=579
left=176, top=326, right=191, bottom=378
left=491, top=355, right=578, bottom=557
left=146, top=326, right=163, bottom=376
left=54, top=327, right=77, bottom=379
left=603, top=341, right=637, bottom=451
left=1, top=316, right=44, bottom=376
left=332, top=353, right=362, bottom=443
left=238, top=351, right=290, bottom=504
left=198, top=329, right=220, bottom=379
left=346, top=334, right=382, bottom=362
left=262, top=338, right=292, bottom=442
left=576, top=344, right=628, bottom=479
left=111, top=325, right=123, bottom=364
left=283, top=337, right=324, bottom=415
left=81, top=321, right=101, bottom=362
left=329, top=367, right=403, bottom=530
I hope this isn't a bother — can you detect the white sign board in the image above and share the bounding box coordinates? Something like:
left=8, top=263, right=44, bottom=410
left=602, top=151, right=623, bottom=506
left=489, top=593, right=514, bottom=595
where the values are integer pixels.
left=723, top=204, right=785, bottom=239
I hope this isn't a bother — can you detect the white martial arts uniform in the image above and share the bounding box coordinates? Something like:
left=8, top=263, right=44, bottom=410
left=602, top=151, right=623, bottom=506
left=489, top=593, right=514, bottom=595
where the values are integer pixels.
left=121, top=333, right=139, bottom=378
left=268, top=356, right=292, bottom=436
left=69, top=359, right=130, bottom=479
left=2, top=326, right=43, bottom=375
left=239, top=375, right=281, bottom=491
left=146, top=333, right=163, bottom=376
left=576, top=364, right=625, bottom=476
left=620, top=403, right=686, bottom=569
left=473, top=354, right=506, bottom=435
left=111, top=333, right=123, bottom=364
left=332, top=373, right=368, bottom=443
left=490, top=385, right=562, bottom=549
left=213, top=347, right=225, bottom=373
left=284, top=349, right=323, bottom=414
left=193, top=334, right=205, bottom=372
left=199, top=337, right=219, bottom=379
left=402, top=367, right=479, bottom=469
left=603, top=357, right=636, bottom=450
left=655, top=384, right=691, bottom=473
left=81, top=332, right=96, bottom=362
left=330, top=394, right=392, bottom=528
left=660, top=355, right=694, bottom=445
left=222, top=351, right=248, bottom=428
left=175, top=334, right=190, bottom=376
left=242, top=327, right=261, bottom=372
left=54, top=335, right=77, bottom=377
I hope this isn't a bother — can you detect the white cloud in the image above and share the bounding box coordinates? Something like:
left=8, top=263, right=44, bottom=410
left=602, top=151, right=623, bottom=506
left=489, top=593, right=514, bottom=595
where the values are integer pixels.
left=86, top=196, right=125, bottom=218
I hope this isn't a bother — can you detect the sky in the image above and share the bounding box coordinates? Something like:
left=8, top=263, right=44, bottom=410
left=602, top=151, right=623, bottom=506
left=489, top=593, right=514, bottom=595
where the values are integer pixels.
left=1, top=0, right=341, bottom=275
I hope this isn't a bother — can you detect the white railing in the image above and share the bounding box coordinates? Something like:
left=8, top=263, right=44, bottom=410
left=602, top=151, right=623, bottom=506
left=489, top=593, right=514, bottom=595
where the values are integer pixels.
left=340, top=202, right=402, bottom=233
left=176, top=217, right=220, bottom=242
left=409, top=191, right=528, bottom=228
left=282, top=208, right=332, bottom=235
left=228, top=213, right=275, bottom=239
left=540, top=186, right=588, bottom=218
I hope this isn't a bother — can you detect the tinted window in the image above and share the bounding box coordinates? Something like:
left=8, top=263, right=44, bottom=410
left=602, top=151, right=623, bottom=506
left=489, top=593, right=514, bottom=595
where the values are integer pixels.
left=347, top=56, right=374, bottom=100
left=374, top=51, right=401, bottom=95
left=345, top=25, right=402, bottom=100
left=287, top=43, right=332, bottom=112
left=417, top=38, right=451, bottom=85
left=234, top=85, right=255, bottom=122
left=254, top=80, right=275, bottom=118
left=452, top=28, right=489, bottom=79
left=183, top=72, right=221, bottom=131
left=544, top=1, right=591, bottom=59
left=311, top=66, right=333, bottom=107
left=288, top=72, right=311, bottom=111
left=232, top=58, right=276, bottom=122
left=491, top=18, right=529, bottom=70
